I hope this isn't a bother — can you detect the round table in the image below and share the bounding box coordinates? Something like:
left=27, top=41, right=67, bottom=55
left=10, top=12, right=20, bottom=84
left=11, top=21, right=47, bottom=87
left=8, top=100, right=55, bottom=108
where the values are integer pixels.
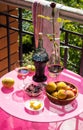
left=0, top=68, right=83, bottom=130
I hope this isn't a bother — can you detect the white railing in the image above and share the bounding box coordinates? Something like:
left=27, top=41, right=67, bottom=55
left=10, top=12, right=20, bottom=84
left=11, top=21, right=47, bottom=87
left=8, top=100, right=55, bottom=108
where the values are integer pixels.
left=0, top=0, right=83, bottom=23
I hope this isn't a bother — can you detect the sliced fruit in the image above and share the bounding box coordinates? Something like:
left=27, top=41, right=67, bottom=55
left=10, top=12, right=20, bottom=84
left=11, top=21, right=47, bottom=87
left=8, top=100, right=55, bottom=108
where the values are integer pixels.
left=30, top=100, right=42, bottom=110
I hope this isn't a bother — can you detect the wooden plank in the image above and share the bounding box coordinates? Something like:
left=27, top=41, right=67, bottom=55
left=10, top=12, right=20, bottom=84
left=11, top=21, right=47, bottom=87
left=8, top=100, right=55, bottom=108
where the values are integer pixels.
left=0, top=37, right=7, bottom=49
left=0, top=48, right=8, bottom=60
left=0, top=3, right=8, bottom=12
left=0, top=4, right=18, bottom=77
left=10, top=20, right=18, bottom=28
left=0, top=58, right=8, bottom=70
left=0, top=69, right=8, bottom=77
left=8, top=5, right=17, bottom=11
left=10, top=52, right=19, bottom=64
left=0, top=31, right=18, bottom=49
left=0, top=28, right=7, bottom=38
left=10, top=32, right=18, bottom=44
left=0, top=15, right=6, bottom=25
left=9, top=9, right=18, bottom=15
left=10, top=42, right=18, bottom=54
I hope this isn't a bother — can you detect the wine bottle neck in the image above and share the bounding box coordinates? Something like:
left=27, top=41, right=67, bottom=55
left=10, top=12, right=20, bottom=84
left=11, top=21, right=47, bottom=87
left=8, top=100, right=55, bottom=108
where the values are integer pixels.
left=38, top=38, right=43, bottom=48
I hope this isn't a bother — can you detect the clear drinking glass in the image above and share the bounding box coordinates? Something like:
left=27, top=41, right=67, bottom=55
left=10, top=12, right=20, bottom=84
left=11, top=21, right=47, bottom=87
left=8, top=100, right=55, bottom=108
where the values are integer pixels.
left=15, top=60, right=29, bottom=89
left=47, top=42, right=64, bottom=78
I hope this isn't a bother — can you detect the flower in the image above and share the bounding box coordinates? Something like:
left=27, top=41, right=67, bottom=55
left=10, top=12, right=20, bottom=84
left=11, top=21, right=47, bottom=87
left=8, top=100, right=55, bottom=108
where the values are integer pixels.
left=50, top=2, right=56, bottom=8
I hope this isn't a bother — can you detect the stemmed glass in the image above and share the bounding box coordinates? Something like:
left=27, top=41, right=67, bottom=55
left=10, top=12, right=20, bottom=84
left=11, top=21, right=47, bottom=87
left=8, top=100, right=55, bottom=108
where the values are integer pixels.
left=15, top=60, right=29, bottom=89
left=47, top=63, right=64, bottom=78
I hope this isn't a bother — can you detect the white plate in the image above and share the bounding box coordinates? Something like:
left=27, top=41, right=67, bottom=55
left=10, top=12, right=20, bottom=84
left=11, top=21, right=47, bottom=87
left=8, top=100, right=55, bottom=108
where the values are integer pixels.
left=24, top=99, right=44, bottom=112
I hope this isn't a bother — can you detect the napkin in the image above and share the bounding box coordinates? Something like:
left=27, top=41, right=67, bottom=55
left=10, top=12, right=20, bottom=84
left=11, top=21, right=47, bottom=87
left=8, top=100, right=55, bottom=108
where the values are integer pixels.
left=32, top=0, right=61, bottom=57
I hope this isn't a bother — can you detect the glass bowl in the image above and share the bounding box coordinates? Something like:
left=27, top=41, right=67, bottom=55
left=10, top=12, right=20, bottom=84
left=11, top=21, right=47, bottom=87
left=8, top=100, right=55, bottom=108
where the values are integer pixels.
left=24, top=83, right=43, bottom=97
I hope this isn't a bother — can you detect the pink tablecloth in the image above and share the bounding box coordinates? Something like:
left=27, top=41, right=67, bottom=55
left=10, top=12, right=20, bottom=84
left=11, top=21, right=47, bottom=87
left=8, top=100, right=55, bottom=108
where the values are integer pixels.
left=0, top=68, right=83, bottom=130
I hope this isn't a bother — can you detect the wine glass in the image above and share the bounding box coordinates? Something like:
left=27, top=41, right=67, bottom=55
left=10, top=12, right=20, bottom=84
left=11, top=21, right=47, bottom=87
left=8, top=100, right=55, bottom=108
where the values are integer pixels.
left=47, top=63, right=64, bottom=77
left=15, top=60, right=29, bottom=89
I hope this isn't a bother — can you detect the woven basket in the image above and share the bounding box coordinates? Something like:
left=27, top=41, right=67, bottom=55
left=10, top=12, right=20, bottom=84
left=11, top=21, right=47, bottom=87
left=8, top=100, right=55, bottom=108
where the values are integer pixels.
left=45, top=81, right=78, bottom=106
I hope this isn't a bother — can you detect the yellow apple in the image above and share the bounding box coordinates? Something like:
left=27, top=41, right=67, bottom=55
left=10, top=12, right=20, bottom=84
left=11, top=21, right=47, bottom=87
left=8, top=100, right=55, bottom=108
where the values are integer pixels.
left=26, top=65, right=35, bottom=71
left=57, top=89, right=67, bottom=99
left=66, top=90, right=75, bottom=99
left=26, top=65, right=32, bottom=70
left=2, top=77, right=15, bottom=88
left=57, top=81, right=67, bottom=90
left=46, top=82, right=57, bottom=93
left=31, top=65, right=36, bottom=71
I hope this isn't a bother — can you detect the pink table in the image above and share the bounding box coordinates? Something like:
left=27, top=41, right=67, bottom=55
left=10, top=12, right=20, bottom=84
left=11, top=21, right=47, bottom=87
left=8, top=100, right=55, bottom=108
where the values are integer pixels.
left=0, top=68, right=83, bottom=130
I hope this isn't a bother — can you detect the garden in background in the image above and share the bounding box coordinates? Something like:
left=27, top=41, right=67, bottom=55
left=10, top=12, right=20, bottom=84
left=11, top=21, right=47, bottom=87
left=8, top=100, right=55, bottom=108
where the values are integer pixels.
left=22, top=0, right=83, bottom=75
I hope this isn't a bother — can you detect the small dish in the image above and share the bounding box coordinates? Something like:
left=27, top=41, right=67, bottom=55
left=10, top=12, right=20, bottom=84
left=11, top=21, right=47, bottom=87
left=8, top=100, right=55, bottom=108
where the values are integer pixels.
left=24, top=83, right=43, bottom=97
left=24, top=99, right=44, bottom=114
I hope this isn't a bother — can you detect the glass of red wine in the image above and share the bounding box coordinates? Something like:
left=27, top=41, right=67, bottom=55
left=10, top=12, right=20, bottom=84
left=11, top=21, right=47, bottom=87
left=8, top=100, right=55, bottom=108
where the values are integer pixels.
left=15, top=60, right=29, bottom=89
left=47, top=63, right=64, bottom=78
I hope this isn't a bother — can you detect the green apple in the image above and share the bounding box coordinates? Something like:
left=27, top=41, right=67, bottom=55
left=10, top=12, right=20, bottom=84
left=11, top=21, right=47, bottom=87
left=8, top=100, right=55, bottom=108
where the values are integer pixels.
left=2, top=77, right=15, bottom=88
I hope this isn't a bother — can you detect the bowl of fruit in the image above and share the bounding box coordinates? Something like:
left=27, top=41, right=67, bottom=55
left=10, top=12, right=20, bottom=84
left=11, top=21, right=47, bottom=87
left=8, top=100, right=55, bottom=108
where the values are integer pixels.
left=24, top=83, right=43, bottom=97
left=45, top=81, right=78, bottom=105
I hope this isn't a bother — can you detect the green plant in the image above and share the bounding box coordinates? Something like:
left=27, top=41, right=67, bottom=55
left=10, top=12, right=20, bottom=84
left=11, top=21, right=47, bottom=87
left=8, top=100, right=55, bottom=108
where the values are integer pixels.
left=22, top=34, right=34, bottom=53
left=23, top=51, right=34, bottom=65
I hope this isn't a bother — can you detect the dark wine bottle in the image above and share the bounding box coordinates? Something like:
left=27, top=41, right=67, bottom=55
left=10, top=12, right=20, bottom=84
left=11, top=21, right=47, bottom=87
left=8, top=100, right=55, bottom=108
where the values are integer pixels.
left=32, top=32, right=49, bottom=82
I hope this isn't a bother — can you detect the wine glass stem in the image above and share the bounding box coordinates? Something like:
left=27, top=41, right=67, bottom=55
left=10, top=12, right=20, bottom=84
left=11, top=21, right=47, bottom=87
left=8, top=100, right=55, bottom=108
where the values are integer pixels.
left=23, top=78, right=25, bottom=85
left=22, top=76, right=26, bottom=89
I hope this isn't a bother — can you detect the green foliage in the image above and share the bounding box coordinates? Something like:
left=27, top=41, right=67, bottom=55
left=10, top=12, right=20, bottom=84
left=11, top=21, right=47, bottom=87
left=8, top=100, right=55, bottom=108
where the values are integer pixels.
left=51, top=0, right=83, bottom=74
left=22, top=0, right=83, bottom=74
left=60, top=22, right=83, bottom=74
left=48, top=0, right=83, bottom=9
left=22, top=9, right=32, bottom=20
left=23, top=51, right=34, bottom=65
left=22, top=9, right=34, bottom=53
left=22, top=22, right=34, bottom=32
left=22, top=34, right=34, bottom=53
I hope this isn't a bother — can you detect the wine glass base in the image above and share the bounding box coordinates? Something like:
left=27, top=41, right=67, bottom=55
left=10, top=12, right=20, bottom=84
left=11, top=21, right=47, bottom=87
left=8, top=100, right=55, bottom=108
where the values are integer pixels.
left=48, top=71, right=59, bottom=78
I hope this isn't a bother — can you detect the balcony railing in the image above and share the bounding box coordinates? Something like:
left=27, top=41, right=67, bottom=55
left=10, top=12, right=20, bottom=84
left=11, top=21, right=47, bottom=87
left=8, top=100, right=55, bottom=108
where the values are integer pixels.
left=0, top=0, right=83, bottom=76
